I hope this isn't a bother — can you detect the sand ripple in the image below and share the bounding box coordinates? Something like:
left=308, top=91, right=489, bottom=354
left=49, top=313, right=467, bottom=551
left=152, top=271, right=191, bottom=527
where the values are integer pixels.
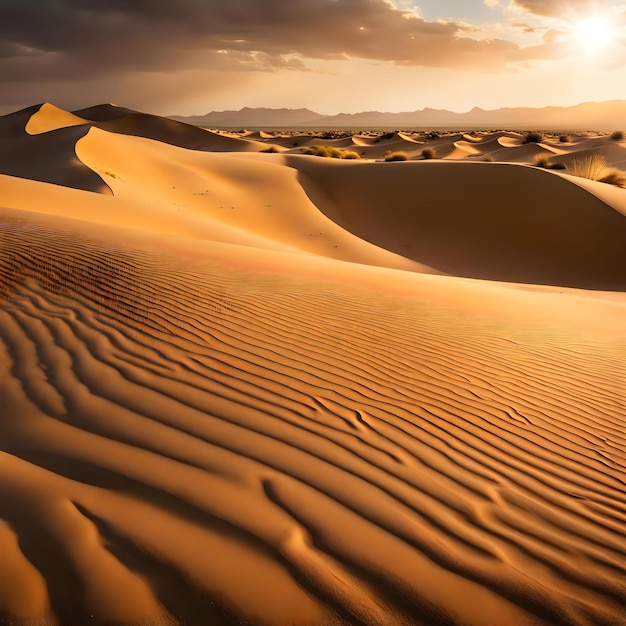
left=1, top=217, right=624, bottom=625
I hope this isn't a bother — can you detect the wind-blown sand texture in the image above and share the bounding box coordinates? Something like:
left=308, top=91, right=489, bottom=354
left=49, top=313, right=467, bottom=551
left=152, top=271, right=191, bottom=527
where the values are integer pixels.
left=1, top=103, right=625, bottom=626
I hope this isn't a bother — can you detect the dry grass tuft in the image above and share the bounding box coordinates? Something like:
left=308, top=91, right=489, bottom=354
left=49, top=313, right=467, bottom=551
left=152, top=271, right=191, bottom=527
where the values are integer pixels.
left=384, top=151, right=408, bottom=162
left=421, top=147, right=436, bottom=160
left=599, top=170, right=626, bottom=188
left=304, top=146, right=360, bottom=159
left=535, top=155, right=566, bottom=170
left=341, top=150, right=361, bottom=160
left=571, top=153, right=608, bottom=180
left=570, top=153, right=626, bottom=187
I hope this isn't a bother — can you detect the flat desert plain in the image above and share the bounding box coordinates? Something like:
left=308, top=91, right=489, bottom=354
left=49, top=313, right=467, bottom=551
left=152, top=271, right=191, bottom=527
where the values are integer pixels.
left=0, top=103, right=625, bottom=626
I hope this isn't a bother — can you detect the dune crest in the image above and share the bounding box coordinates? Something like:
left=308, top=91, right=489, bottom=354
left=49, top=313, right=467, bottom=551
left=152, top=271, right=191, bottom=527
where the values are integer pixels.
left=25, top=103, right=88, bottom=135
left=72, top=103, right=141, bottom=122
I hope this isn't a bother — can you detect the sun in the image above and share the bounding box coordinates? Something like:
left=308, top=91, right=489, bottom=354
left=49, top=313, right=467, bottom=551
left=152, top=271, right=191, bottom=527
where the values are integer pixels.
left=572, top=16, right=615, bottom=54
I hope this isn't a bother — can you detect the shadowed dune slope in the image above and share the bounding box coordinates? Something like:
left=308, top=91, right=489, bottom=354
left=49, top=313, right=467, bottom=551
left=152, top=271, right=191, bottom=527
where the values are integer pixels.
left=96, top=114, right=270, bottom=152
left=288, top=157, right=626, bottom=289
left=72, top=103, right=141, bottom=122
left=0, top=209, right=625, bottom=626
left=0, top=106, right=110, bottom=193
left=7, top=104, right=269, bottom=170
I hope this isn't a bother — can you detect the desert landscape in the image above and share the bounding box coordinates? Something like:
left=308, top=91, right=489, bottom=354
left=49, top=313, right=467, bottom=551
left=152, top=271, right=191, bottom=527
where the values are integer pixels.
left=0, top=99, right=624, bottom=626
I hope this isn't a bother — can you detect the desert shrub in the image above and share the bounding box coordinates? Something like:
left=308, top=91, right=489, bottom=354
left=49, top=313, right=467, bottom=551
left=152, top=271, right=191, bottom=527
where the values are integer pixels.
left=304, top=145, right=342, bottom=158
left=571, top=153, right=607, bottom=180
left=375, top=132, right=396, bottom=143
left=261, top=146, right=279, bottom=153
left=341, top=150, right=361, bottom=160
left=421, top=147, right=436, bottom=159
left=304, top=145, right=360, bottom=159
left=610, top=130, right=624, bottom=141
left=559, top=134, right=571, bottom=143
left=384, top=151, right=408, bottom=161
left=535, top=155, right=566, bottom=170
left=599, top=170, right=626, bottom=188
left=570, top=153, right=626, bottom=187
left=523, top=131, right=544, bottom=144
left=483, top=155, right=495, bottom=162
left=325, top=146, right=344, bottom=159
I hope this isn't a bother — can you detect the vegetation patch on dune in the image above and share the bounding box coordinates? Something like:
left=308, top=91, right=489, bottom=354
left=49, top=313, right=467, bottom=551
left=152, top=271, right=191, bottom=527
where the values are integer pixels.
left=535, top=155, right=566, bottom=170
left=375, top=131, right=396, bottom=142
left=99, top=169, right=124, bottom=181
left=303, top=145, right=360, bottom=159
left=522, top=131, right=544, bottom=144
left=383, top=151, right=408, bottom=161
left=570, top=153, right=626, bottom=188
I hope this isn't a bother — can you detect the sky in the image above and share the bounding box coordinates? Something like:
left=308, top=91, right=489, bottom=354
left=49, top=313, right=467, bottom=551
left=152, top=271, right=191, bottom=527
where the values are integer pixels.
left=1, top=0, right=625, bottom=116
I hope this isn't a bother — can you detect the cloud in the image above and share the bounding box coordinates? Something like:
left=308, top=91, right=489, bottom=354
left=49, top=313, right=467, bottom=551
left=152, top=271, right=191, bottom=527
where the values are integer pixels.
left=0, top=0, right=523, bottom=83
left=0, top=65, right=255, bottom=115
left=511, top=0, right=615, bottom=19
left=511, top=22, right=536, bottom=34
left=2, top=0, right=616, bottom=114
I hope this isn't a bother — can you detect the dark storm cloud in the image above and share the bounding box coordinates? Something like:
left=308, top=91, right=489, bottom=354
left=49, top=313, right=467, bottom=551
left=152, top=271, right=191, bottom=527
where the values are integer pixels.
left=3, top=0, right=590, bottom=114
left=0, top=0, right=521, bottom=83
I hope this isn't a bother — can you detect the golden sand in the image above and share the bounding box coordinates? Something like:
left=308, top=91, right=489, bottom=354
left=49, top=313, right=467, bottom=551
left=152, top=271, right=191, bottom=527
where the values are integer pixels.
left=0, top=103, right=625, bottom=625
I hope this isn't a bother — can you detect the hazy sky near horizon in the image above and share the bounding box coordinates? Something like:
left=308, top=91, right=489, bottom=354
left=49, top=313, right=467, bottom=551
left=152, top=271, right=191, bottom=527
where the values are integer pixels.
left=1, top=0, right=625, bottom=115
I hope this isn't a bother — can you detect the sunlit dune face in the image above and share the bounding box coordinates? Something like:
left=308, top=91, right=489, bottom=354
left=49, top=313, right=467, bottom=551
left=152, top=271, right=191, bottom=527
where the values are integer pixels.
left=571, top=16, right=615, bottom=54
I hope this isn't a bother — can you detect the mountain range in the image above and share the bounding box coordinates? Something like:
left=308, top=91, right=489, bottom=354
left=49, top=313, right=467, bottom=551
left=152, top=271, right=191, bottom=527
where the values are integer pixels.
left=170, top=100, right=626, bottom=130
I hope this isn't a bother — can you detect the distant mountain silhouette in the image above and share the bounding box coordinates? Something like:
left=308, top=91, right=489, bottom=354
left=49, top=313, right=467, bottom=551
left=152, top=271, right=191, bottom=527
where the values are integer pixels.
left=172, top=107, right=325, bottom=128
left=171, top=100, right=626, bottom=130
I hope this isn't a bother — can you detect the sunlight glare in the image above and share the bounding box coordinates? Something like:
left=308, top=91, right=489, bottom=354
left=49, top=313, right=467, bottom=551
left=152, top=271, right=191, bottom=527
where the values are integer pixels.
left=572, top=16, right=615, bottom=54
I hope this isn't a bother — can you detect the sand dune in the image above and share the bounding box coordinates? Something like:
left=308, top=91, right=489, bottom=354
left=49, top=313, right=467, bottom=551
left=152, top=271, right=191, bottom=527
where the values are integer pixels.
left=0, top=106, right=109, bottom=193
left=557, top=142, right=626, bottom=171
left=72, top=103, right=141, bottom=122
left=95, top=114, right=271, bottom=153
left=25, top=103, right=88, bottom=135
left=288, top=157, right=626, bottom=289
left=25, top=103, right=272, bottom=154
left=351, top=134, right=383, bottom=146
left=0, top=103, right=625, bottom=626
left=451, top=140, right=482, bottom=157
left=487, top=143, right=559, bottom=163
